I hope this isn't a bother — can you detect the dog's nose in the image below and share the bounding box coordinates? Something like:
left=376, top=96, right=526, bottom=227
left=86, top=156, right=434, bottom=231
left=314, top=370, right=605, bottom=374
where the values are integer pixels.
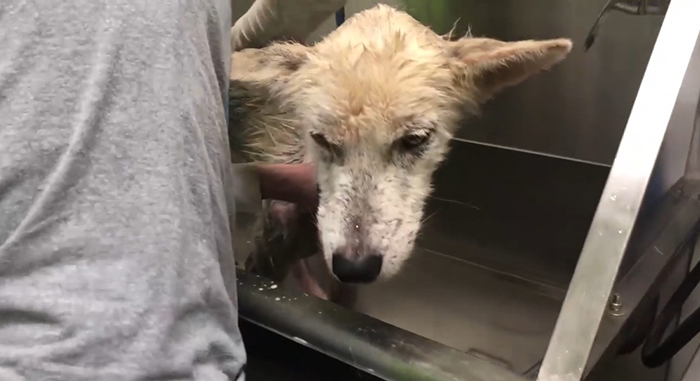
left=331, top=252, right=383, bottom=283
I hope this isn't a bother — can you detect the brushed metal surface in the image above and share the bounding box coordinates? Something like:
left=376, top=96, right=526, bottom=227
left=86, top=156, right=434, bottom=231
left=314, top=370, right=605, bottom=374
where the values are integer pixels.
left=680, top=344, right=700, bottom=381
left=539, top=0, right=700, bottom=378
left=242, top=319, right=382, bottom=381
left=420, top=140, right=609, bottom=289
left=350, top=248, right=564, bottom=374
left=343, top=142, right=609, bottom=375
left=237, top=271, right=525, bottom=381
left=228, top=2, right=696, bottom=380
left=231, top=141, right=609, bottom=377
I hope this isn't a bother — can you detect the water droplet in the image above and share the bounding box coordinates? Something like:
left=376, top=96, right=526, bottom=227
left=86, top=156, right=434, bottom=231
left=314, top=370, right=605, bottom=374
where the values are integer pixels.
left=610, top=195, right=617, bottom=201
left=270, top=284, right=278, bottom=289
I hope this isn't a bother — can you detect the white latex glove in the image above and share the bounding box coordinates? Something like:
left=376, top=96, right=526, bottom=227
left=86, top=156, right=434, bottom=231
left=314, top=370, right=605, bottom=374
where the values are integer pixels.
left=231, top=0, right=347, bottom=51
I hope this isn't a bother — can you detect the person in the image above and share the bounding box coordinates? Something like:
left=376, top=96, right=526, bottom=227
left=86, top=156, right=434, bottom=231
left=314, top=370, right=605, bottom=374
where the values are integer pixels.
left=0, top=0, right=344, bottom=380
left=230, top=0, right=348, bottom=51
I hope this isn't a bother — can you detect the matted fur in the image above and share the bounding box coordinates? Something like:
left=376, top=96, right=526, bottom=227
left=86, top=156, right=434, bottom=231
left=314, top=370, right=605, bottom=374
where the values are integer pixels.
left=229, top=4, right=572, bottom=299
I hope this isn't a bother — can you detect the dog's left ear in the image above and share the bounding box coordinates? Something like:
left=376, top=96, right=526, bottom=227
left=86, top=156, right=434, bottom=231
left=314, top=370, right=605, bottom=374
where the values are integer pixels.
left=230, top=42, right=312, bottom=94
left=228, top=42, right=313, bottom=159
left=446, top=37, right=572, bottom=102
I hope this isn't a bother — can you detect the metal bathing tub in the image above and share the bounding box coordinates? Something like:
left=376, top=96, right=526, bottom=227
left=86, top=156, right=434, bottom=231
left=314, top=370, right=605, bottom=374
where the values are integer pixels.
left=231, top=0, right=700, bottom=380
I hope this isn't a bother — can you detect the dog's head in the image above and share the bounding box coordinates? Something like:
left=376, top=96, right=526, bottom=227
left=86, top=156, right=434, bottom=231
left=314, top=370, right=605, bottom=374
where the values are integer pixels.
left=231, top=5, right=572, bottom=284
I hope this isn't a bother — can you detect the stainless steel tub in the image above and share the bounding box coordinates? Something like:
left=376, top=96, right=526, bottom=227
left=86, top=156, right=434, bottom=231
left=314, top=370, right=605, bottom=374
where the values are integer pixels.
left=230, top=1, right=700, bottom=380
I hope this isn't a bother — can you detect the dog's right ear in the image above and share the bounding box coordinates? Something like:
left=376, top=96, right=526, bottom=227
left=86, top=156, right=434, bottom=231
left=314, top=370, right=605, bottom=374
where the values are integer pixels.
left=445, top=37, right=572, bottom=103
left=230, top=42, right=312, bottom=93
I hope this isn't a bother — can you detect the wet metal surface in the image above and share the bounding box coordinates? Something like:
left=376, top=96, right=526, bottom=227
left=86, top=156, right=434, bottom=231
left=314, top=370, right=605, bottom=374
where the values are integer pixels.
left=234, top=142, right=611, bottom=379
left=346, top=141, right=608, bottom=375
left=237, top=271, right=524, bottom=381
left=539, top=1, right=700, bottom=377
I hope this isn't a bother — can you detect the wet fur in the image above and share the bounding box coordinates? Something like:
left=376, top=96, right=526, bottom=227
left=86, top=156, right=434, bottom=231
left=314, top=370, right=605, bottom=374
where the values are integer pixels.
left=228, top=5, right=572, bottom=302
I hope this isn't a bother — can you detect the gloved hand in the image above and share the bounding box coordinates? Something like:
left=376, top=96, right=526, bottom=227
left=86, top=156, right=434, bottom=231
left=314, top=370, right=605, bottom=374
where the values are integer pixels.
left=231, top=0, right=347, bottom=51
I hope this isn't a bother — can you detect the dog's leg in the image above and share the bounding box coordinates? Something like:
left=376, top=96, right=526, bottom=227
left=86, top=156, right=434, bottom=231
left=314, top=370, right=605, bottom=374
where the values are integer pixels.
left=246, top=200, right=301, bottom=280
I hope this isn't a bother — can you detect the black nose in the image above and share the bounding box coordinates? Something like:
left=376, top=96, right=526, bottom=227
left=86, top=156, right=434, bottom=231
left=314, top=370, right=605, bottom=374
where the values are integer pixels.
left=331, top=253, right=383, bottom=283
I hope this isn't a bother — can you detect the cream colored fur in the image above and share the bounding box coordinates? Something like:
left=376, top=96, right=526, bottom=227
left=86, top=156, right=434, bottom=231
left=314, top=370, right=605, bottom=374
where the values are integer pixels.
left=229, top=4, right=572, bottom=298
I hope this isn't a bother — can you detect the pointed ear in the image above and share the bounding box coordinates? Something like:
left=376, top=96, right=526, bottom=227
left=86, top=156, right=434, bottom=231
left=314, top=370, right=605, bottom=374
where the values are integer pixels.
left=228, top=43, right=312, bottom=160
left=230, top=42, right=312, bottom=90
left=446, top=37, right=572, bottom=102
left=229, top=42, right=311, bottom=121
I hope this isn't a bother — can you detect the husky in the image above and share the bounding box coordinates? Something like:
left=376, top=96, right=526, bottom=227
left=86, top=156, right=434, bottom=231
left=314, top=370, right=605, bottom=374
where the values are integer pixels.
left=228, top=4, right=572, bottom=302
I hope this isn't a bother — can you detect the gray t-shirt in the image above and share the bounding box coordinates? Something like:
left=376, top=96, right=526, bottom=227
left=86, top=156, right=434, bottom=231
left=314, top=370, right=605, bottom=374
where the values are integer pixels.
left=0, top=1, right=246, bottom=380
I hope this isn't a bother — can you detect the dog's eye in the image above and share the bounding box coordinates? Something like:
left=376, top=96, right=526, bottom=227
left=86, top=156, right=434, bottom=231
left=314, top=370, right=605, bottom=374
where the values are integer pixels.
left=310, top=132, right=333, bottom=150
left=310, top=132, right=343, bottom=161
left=397, top=133, right=431, bottom=154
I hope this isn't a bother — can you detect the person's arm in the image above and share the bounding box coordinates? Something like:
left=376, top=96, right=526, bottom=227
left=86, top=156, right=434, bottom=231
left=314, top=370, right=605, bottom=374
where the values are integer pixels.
left=255, top=163, right=318, bottom=211
left=230, top=163, right=263, bottom=214
left=230, top=163, right=317, bottom=213
left=231, top=0, right=347, bottom=51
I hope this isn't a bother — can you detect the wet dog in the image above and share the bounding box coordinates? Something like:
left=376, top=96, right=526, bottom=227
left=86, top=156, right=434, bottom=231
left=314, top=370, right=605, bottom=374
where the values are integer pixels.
left=229, top=4, right=572, bottom=301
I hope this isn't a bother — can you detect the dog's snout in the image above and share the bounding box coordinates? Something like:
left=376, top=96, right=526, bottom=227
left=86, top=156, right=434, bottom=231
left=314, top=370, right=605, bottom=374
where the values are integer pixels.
left=331, top=250, right=383, bottom=283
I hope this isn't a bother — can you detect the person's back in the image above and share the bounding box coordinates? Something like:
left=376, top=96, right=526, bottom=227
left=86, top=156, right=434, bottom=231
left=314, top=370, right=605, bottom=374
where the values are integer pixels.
left=0, top=1, right=245, bottom=380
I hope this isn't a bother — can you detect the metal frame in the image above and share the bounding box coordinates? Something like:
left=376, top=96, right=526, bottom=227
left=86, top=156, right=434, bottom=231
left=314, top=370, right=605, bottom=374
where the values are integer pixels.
left=686, top=92, right=700, bottom=181
left=236, top=271, right=525, bottom=381
left=586, top=179, right=700, bottom=375
left=586, top=41, right=700, bottom=369
left=681, top=344, right=700, bottom=381
left=537, top=0, right=700, bottom=380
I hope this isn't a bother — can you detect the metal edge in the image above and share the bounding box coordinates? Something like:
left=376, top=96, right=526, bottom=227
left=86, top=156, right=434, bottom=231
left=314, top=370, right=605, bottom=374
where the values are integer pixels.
left=680, top=341, right=700, bottom=381
left=585, top=180, right=700, bottom=376
left=235, top=271, right=525, bottom=381
left=537, top=1, right=700, bottom=380
left=685, top=91, right=700, bottom=180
